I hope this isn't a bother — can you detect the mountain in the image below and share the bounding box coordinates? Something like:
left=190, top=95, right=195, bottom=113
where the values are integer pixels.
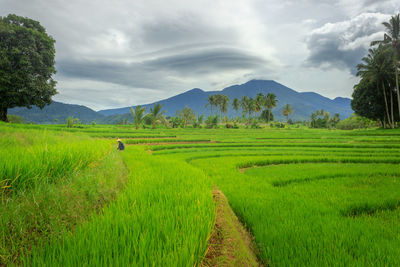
left=9, top=101, right=104, bottom=124
left=8, top=80, right=353, bottom=124
left=99, top=80, right=353, bottom=121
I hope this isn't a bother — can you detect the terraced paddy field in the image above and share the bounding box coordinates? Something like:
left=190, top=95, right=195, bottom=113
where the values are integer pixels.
left=1, top=123, right=399, bottom=266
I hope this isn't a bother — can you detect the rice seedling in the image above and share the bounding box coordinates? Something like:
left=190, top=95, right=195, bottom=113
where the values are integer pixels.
left=2, top=123, right=399, bottom=266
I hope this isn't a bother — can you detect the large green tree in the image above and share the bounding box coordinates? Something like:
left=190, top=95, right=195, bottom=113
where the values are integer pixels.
left=351, top=78, right=389, bottom=126
left=356, top=46, right=396, bottom=128
left=0, top=14, right=57, bottom=122
left=371, top=14, right=400, bottom=119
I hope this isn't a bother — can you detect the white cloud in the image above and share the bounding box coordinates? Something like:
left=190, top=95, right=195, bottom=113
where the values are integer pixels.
left=1, top=0, right=399, bottom=109
left=305, top=12, right=391, bottom=73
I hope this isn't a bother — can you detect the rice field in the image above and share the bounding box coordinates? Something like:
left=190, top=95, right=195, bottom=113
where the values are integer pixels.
left=1, top=122, right=399, bottom=266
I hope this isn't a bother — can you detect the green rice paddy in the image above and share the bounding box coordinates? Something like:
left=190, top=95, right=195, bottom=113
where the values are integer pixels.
left=1, top=122, right=399, bottom=266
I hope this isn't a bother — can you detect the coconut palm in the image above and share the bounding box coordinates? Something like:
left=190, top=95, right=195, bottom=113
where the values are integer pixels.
left=255, top=93, right=264, bottom=116
left=371, top=13, right=400, bottom=119
left=206, top=95, right=216, bottom=115
left=357, top=46, right=395, bottom=128
left=147, top=103, right=167, bottom=129
left=130, top=105, right=146, bottom=129
left=217, top=95, right=229, bottom=121
left=264, top=93, right=278, bottom=123
left=232, top=98, right=240, bottom=113
left=247, top=98, right=256, bottom=119
left=281, top=104, right=294, bottom=122
left=240, top=96, right=249, bottom=118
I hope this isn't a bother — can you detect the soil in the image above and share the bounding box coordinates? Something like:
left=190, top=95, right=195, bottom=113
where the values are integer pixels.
left=201, top=189, right=263, bottom=267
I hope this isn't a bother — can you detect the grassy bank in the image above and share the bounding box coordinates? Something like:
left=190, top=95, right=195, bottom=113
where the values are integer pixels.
left=1, top=123, right=399, bottom=265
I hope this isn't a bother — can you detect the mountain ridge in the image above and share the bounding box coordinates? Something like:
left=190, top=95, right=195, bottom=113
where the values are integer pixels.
left=10, top=80, right=353, bottom=123
left=99, top=79, right=353, bottom=121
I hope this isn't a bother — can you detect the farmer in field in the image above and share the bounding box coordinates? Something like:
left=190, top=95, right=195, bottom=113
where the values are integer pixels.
left=117, top=138, right=125, bottom=151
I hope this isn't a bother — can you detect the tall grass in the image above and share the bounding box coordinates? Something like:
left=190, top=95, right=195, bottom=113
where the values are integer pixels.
left=25, top=147, right=214, bottom=266
left=0, top=127, right=109, bottom=196
left=2, top=124, right=400, bottom=266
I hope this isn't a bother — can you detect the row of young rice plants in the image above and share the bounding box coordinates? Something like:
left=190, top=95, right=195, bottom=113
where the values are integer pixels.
left=25, top=146, right=215, bottom=266
left=0, top=125, right=111, bottom=196
left=146, top=128, right=400, bottom=266
left=0, top=123, right=130, bottom=265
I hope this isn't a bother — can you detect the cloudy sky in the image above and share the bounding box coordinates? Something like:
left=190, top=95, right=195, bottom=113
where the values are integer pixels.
left=1, top=0, right=399, bottom=110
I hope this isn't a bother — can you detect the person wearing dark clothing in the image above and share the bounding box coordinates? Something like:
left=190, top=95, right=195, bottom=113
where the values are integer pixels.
left=117, top=138, right=125, bottom=151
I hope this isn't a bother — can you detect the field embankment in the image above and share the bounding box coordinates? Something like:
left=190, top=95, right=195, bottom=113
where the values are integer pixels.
left=1, top=124, right=399, bottom=266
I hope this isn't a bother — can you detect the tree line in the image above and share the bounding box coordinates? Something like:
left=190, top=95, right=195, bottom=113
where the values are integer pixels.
left=127, top=92, right=302, bottom=129
left=206, top=93, right=293, bottom=123
left=352, top=13, right=400, bottom=128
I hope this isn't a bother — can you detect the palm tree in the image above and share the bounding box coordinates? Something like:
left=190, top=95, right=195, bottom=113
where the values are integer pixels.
left=255, top=93, right=264, bottom=116
left=130, top=105, right=146, bottom=129
left=264, top=93, right=278, bottom=123
left=371, top=13, right=400, bottom=119
left=206, top=95, right=216, bottom=115
left=221, top=97, right=229, bottom=121
left=232, top=98, right=240, bottom=113
left=148, top=103, right=167, bottom=129
left=218, top=95, right=229, bottom=121
left=357, top=46, right=395, bottom=128
left=310, top=112, right=317, bottom=128
left=240, top=96, right=249, bottom=119
left=247, top=98, right=256, bottom=120
left=281, top=104, right=294, bottom=122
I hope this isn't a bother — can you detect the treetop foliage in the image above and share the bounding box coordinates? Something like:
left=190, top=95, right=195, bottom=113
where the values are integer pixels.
left=0, top=14, right=57, bottom=121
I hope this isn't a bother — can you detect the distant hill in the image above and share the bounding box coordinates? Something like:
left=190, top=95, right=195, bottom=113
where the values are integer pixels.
left=8, top=80, right=353, bottom=124
left=9, top=101, right=104, bottom=124
left=99, top=80, right=353, bottom=121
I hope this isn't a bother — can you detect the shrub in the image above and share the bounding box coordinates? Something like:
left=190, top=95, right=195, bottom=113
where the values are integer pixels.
left=7, top=115, right=24, bottom=124
left=270, top=122, right=285, bottom=128
left=336, top=114, right=378, bottom=130
left=225, top=122, right=234, bottom=128
left=251, top=120, right=261, bottom=129
left=205, top=115, right=219, bottom=129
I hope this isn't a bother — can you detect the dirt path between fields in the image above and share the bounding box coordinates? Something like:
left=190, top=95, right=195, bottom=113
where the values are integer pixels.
left=201, top=189, right=264, bottom=267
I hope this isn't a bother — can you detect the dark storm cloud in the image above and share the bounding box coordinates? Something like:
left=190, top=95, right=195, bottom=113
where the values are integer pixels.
left=147, top=48, right=268, bottom=73
left=305, top=12, right=390, bottom=74
left=306, top=31, right=367, bottom=74
left=57, top=46, right=269, bottom=87
left=2, top=0, right=399, bottom=108
left=140, top=14, right=237, bottom=48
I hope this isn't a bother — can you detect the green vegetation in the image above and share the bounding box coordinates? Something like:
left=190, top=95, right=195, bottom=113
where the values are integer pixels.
left=281, top=103, right=294, bottom=122
left=336, top=114, right=379, bottom=130
left=148, top=127, right=400, bottom=266
left=130, top=105, right=146, bottom=129
left=7, top=114, right=24, bottom=124
left=353, top=13, right=400, bottom=128
left=1, top=123, right=399, bottom=266
left=0, top=125, right=127, bottom=265
left=25, top=147, right=214, bottom=266
left=310, top=109, right=340, bottom=128
left=0, top=14, right=57, bottom=122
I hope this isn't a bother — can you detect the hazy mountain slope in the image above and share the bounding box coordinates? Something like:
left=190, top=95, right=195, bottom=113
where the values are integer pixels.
left=99, top=80, right=353, bottom=121
left=8, top=80, right=353, bottom=124
left=9, top=101, right=104, bottom=124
